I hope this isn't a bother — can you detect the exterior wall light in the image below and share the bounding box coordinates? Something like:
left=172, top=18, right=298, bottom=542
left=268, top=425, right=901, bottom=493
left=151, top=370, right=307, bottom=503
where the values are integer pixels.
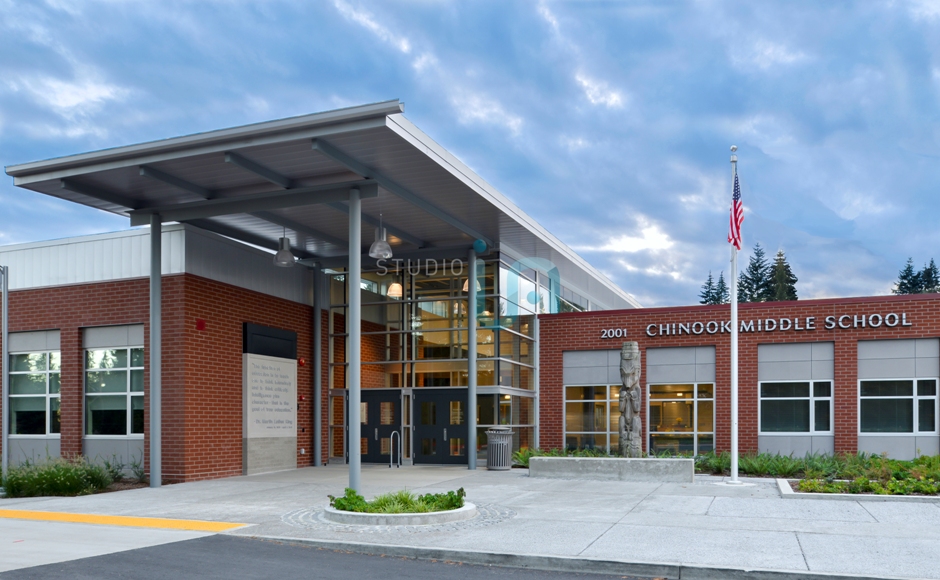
left=368, top=214, right=393, bottom=259
left=274, top=236, right=296, bottom=267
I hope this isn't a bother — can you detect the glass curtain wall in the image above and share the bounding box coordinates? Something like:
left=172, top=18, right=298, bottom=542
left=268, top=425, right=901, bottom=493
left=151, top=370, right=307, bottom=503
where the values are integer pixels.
left=328, top=254, right=563, bottom=461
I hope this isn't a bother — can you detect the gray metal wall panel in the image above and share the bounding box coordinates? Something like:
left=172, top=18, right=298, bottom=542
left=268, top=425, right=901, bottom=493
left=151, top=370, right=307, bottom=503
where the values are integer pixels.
left=915, top=436, right=940, bottom=456
left=916, top=339, right=940, bottom=358
left=810, top=360, right=835, bottom=380
left=812, top=342, right=834, bottom=361
left=758, top=361, right=813, bottom=382
left=758, top=343, right=833, bottom=381
left=857, top=436, right=918, bottom=460
left=8, top=438, right=60, bottom=464
left=563, top=350, right=610, bottom=368
left=647, top=347, right=696, bottom=366
left=646, top=364, right=696, bottom=384
left=694, top=346, right=716, bottom=364
left=563, top=365, right=610, bottom=385
left=858, top=340, right=916, bottom=360
left=83, top=325, right=145, bottom=348
left=758, top=343, right=812, bottom=363
left=758, top=435, right=834, bottom=456
left=858, top=358, right=916, bottom=380
left=916, top=357, right=940, bottom=378
left=9, top=330, right=60, bottom=352
left=184, top=226, right=311, bottom=305
left=695, top=363, right=716, bottom=383
left=0, top=226, right=185, bottom=290
left=83, top=438, right=145, bottom=466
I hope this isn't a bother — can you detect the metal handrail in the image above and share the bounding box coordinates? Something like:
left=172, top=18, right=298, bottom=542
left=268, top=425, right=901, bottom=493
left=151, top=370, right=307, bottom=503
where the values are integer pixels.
left=389, top=430, right=402, bottom=468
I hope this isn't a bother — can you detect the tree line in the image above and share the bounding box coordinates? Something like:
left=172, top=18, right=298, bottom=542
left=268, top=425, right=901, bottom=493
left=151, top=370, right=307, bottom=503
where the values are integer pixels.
left=893, top=258, right=940, bottom=294
left=699, top=243, right=798, bottom=305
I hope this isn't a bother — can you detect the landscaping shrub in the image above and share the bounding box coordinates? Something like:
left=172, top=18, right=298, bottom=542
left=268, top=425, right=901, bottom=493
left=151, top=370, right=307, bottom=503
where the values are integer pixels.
left=328, top=487, right=466, bottom=513
left=2, top=457, right=113, bottom=497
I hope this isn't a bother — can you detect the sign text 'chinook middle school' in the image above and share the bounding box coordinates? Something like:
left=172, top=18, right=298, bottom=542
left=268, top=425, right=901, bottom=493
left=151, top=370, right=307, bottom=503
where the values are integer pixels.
left=642, top=312, right=913, bottom=338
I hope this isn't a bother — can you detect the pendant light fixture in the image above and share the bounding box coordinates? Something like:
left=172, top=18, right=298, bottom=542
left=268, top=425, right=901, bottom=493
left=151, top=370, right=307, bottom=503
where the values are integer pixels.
left=368, top=213, right=393, bottom=260
left=274, top=227, right=295, bottom=267
left=387, top=281, right=403, bottom=299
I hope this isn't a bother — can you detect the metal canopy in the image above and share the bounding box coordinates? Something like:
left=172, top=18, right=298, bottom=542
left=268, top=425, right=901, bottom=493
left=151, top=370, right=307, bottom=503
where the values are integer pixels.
left=5, top=99, right=637, bottom=309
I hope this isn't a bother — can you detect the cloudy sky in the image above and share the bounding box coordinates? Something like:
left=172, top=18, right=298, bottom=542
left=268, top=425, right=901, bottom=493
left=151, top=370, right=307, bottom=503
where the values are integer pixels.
left=2, top=0, right=939, bottom=307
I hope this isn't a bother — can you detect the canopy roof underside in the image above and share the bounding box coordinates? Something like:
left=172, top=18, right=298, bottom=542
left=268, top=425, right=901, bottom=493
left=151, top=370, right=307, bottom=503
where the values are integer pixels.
left=5, top=100, right=638, bottom=310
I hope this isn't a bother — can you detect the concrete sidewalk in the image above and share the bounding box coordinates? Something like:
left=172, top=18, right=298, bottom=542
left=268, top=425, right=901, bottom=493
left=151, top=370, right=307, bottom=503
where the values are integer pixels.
left=2, top=465, right=938, bottom=579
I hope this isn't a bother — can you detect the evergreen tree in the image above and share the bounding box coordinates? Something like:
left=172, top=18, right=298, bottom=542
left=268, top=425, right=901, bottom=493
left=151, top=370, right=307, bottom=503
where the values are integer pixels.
left=769, top=250, right=798, bottom=301
left=699, top=271, right=716, bottom=305
left=715, top=272, right=730, bottom=304
left=738, top=243, right=772, bottom=302
left=920, top=259, right=939, bottom=293
left=894, top=258, right=922, bottom=295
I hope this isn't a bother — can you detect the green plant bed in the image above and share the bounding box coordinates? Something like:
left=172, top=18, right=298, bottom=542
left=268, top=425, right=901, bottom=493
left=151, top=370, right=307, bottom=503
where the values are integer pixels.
left=514, top=448, right=940, bottom=495
left=2, top=457, right=112, bottom=497
left=328, top=487, right=466, bottom=513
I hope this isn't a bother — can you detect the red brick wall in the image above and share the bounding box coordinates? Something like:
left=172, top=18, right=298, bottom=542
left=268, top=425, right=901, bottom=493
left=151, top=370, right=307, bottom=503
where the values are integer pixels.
left=539, top=293, right=940, bottom=453
left=0, top=273, right=319, bottom=483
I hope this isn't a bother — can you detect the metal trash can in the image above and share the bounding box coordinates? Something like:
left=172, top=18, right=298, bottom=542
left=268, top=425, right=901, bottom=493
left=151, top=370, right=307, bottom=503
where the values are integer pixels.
left=486, top=427, right=514, bottom=471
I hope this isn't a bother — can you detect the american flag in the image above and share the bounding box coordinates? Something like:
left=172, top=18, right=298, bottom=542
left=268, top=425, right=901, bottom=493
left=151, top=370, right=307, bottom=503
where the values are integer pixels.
left=727, top=172, right=743, bottom=250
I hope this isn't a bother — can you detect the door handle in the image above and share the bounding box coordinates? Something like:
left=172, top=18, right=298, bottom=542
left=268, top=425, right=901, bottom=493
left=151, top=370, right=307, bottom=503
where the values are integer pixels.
left=444, top=428, right=448, bottom=441
left=375, top=428, right=378, bottom=440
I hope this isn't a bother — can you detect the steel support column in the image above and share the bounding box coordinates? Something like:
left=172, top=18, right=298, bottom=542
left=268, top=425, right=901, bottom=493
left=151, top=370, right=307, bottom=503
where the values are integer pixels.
left=533, top=312, right=540, bottom=449
left=467, top=250, right=478, bottom=470
left=149, top=216, right=162, bottom=488
left=347, top=189, right=361, bottom=491
left=1, top=265, right=9, bottom=476
left=313, top=266, right=323, bottom=467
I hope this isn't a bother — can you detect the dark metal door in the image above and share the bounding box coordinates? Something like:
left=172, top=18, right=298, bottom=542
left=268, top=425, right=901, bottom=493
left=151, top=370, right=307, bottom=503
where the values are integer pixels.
left=413, top=388, right=468, bottom=465
left=360, top=390, right=401, bottom=464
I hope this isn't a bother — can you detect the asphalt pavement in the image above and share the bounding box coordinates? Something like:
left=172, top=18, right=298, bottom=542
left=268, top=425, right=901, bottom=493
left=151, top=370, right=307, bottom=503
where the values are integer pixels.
left=0, top=535, right=657, bottom=580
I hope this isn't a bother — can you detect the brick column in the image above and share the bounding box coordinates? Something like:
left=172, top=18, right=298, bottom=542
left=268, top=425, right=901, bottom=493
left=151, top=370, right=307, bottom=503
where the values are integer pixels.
left=59, top=326, right=83, bottom=458
left=834, top=338, right=858, bottom=453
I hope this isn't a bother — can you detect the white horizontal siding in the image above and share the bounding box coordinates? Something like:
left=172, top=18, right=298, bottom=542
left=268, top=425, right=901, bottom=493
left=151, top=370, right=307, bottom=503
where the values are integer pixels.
left=0, top=227, right=184, bottom=290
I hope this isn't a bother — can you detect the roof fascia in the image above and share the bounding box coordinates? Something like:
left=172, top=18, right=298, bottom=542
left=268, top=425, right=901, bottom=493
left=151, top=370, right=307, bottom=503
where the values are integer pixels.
left=8, top=101, right=401, bottom=184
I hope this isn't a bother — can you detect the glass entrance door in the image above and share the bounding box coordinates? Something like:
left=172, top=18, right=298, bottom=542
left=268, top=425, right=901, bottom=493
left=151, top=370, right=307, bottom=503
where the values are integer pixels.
left=360, top=390, right=401, bottom=463
left=413, top=388, right=468, bottom=465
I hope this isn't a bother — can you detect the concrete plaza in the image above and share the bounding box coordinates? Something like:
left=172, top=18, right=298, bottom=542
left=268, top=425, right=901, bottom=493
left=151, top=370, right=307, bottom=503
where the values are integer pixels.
left=2, top=465, right=939, bottom=579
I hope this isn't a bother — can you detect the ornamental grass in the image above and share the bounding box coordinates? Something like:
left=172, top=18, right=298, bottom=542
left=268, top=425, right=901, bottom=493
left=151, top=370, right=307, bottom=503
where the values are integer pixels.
left=328, top=487, right=466, bottom=513
left=2, top=457, right=112, bottom=498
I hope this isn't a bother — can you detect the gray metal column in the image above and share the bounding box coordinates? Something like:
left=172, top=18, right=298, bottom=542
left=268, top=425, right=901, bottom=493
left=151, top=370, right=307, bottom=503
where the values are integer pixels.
left=149, top=215, right=162, bottom=488
left=1, top=265, right=9, bottom=475
left=313, top=266, right=323, bottom=467
left=533, top=312, right=540, bottom=449
left=467, top=249, right=477, bottom=469
left=347, top=189, right=361, bottom=491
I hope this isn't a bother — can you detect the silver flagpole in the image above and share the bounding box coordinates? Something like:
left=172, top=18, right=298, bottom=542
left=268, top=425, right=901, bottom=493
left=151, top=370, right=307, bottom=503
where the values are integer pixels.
left=729, top=146, right=740, bottom=484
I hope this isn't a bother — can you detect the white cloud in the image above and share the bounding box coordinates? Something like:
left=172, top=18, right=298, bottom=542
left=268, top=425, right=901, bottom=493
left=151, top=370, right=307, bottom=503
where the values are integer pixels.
left=821, top=190, right=894, bottom=221
left=452, top=93, right=523, bottom=135
left=733, top=40, right=808, bottom=70
left=412, top=52, right=437, bottom=73
left=575, top=73, right=624, bottom=108
left=575, top=218, right=674, bottom=253
left=332, top=0, right=411, bottom=54
left=907, top=0, right=940, bottom=20
left=10, top=73, right=128, bottom=116
left=562, top=136, right=590, bottom=151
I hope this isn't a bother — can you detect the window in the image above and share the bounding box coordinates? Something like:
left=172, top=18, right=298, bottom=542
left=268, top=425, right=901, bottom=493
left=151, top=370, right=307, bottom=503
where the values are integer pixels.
left=9, top=351, right=60, bottom=436
left=564, top=385, right=620, bottom=452
left=859, top=379, right=937, bottom=434
left=85, top=347, right=144, bottom=436
left=760, top=381, right=832, bottom=433
left=648, top=383, right=714, bottom=455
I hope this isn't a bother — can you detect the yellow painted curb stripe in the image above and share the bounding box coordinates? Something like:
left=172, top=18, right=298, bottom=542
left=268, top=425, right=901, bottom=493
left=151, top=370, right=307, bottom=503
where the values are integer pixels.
left=0, top=509, right=246, bottom=532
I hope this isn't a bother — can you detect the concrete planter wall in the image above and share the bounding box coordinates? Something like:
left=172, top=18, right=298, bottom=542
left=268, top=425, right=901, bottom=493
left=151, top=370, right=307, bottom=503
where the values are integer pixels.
left=529, top=457, right=694, bottom=483
left=323, top=502, right=478, bottom=525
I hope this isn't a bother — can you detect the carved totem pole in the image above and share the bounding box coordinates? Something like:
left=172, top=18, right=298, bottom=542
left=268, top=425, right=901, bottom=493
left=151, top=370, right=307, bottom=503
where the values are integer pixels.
left=619, top=342, right=642, bottom=458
